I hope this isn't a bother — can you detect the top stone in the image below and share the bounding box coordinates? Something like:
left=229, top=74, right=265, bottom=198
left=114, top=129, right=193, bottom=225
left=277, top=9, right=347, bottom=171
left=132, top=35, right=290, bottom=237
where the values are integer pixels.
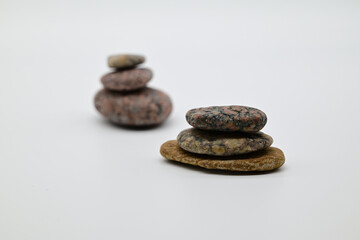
left=108, top=54, right=145, bottom=69
left=186, top=106, right=267, bottom=132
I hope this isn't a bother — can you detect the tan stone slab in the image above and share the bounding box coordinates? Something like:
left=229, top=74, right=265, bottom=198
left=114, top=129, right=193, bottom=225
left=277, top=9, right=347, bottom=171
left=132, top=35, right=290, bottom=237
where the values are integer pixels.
left=160, top=140, right=285, bottom=172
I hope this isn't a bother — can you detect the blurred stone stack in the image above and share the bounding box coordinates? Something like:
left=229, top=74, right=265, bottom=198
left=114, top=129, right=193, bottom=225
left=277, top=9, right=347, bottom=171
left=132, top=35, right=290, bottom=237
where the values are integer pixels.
left=160, top=106, right=285, bottom=172
left=94, top=54, right=172, bottom=127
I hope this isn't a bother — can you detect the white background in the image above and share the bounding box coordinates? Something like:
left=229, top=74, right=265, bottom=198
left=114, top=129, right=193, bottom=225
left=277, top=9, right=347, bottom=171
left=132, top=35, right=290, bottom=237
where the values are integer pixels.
left=1, top=0, right=360, bottom=239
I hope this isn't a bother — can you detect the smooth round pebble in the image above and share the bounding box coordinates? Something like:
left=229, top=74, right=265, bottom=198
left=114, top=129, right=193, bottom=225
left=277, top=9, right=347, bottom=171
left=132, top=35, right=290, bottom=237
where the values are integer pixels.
left=160, top=140, right=285, bottom=172
left=94, top=87, right=172, bottom=126
left=177, top=128, right=273, bottom=156
left=186, top=105, right=267, bottom=132
left=101, top=68, right=153, bottom=91
left=108, top=54, right=145, bottom=69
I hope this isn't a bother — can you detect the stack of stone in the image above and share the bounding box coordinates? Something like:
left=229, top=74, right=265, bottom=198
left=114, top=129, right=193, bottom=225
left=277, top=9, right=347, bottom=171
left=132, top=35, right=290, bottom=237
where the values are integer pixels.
left=94, top=54, right=172, bottom=127
left=160, top=106, right=285, bottom=172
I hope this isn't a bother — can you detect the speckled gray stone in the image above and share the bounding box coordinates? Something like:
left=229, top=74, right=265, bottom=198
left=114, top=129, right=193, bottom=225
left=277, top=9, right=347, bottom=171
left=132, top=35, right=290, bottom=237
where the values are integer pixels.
left=177, top=128, right=273, bottom=156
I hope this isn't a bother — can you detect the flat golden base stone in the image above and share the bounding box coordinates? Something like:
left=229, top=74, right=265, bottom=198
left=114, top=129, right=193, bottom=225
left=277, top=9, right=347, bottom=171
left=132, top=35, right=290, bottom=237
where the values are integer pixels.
left=160, top=140, right=285, bottom=172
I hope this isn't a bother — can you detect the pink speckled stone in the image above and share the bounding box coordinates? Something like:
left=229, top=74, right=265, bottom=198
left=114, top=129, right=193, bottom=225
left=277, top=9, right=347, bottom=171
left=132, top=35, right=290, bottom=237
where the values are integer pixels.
left=101, top=68, right=153, bottom=92
left=94, top=87, right=172, bottom=126
left=186, top=106, right=267, bottom=132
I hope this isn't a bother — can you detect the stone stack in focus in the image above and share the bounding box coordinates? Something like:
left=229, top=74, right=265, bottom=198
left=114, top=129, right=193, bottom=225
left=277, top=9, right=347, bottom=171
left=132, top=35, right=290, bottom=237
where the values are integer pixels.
left=160, top=106, right=285, bottom=172
left=94, top=54, right=172, bottom=127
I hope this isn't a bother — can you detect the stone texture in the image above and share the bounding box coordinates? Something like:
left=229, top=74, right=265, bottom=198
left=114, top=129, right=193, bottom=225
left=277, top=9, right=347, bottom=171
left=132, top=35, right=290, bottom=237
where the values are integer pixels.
left=160, top=140, right=285, bottom=172
left=108, top=54, right=145, bottom=69
left=94, top=87, right=172, bottom=126
left=177, top=128, right=273, bottom=156
left=101, top=68, right=153, bottom=91
left=186, top=106, right=267, bottom=132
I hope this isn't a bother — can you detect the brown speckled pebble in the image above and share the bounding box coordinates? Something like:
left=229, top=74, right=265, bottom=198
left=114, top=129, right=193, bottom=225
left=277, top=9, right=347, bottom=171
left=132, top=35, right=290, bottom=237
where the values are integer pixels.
left=186, top=106, right=267, bottom=132
left=160, top=140, right=285, bottom=172
left=101, top=68, right=153, bottom=91
left=108, top=54, right=145, bottom=69
left=177, top=128, right=273, bottom=156
left=94, top=87, right=172, bottom=126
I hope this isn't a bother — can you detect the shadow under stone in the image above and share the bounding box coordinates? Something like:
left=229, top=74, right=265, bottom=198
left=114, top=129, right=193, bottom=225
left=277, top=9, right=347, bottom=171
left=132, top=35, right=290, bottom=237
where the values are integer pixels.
left=95, top=117, right=172, bottom=131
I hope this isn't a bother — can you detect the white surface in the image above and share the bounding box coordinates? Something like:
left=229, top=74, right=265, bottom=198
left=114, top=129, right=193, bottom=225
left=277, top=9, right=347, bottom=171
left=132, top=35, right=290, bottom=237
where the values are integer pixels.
left=1, top=1, right=360, bottom=239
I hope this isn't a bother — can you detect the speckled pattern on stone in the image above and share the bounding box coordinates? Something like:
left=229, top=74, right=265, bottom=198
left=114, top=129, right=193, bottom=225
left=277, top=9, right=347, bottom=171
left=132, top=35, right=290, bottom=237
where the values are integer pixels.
left=160, top=140, right=285, bottom=171
left=101, top=68, right=153, bottom=91
left=186, top=106, right=267, bottom=132
left=108, top=54, right=145, bottom=69
left=94, top=87, right=172, bottom=126
left=177, top=128, right=273, bottom=156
